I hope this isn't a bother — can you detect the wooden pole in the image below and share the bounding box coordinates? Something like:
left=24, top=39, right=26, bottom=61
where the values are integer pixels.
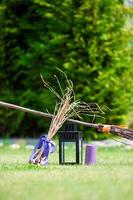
left=0, top=100, right=133, bottom=140
left=0, top=101, right=97, bottom=128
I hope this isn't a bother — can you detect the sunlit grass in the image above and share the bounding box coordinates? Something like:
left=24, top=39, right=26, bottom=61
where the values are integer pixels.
left=0, top=145, right=133, bottom=200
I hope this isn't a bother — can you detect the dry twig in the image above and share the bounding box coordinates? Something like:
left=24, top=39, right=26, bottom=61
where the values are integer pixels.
left=41, top=69, right=104, bottom=140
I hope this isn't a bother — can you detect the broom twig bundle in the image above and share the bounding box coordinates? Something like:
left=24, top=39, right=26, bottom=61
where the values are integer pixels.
left=97, top=124, right=133, bottom=141
left=41, top=70, right=104, bottom=140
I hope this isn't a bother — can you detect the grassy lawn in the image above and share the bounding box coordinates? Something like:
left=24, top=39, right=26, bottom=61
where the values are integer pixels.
left=0, top=144, right=133, bottom=200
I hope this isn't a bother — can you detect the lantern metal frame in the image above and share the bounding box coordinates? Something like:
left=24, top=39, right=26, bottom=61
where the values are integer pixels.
left=58, top=123, right=83, bottom=165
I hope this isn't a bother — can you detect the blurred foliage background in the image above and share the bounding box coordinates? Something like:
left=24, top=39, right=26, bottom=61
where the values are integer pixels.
left=0, top=0, right=133, bottom=139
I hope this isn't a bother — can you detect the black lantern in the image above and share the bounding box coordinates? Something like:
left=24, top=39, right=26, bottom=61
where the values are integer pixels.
left=58, top=123, right=83, bottom=165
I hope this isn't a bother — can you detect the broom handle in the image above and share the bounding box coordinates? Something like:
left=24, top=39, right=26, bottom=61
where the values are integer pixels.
left=0, top=101, right=97, bottom=127
left=0, top=101, right=53, bottom=119
left=0, top=101, right=133, bottom=140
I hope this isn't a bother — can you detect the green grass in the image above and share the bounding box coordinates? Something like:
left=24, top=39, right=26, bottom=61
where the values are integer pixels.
left=0, top=145, right=133, bottom=200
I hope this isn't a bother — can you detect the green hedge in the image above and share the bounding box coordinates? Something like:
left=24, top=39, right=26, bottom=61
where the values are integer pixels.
left=0, top=0, right=133, bottom=138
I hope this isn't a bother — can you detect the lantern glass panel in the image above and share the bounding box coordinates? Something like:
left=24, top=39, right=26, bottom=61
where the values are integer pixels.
left=64, top=142, right=76, bottom=163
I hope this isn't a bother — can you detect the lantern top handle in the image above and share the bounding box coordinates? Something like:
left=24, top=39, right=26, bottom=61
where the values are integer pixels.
left=64, top=122, right=79, bottom=132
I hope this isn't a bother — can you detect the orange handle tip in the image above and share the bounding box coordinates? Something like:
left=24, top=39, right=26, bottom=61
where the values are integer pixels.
left=102, top=125, right=110, bottom=133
